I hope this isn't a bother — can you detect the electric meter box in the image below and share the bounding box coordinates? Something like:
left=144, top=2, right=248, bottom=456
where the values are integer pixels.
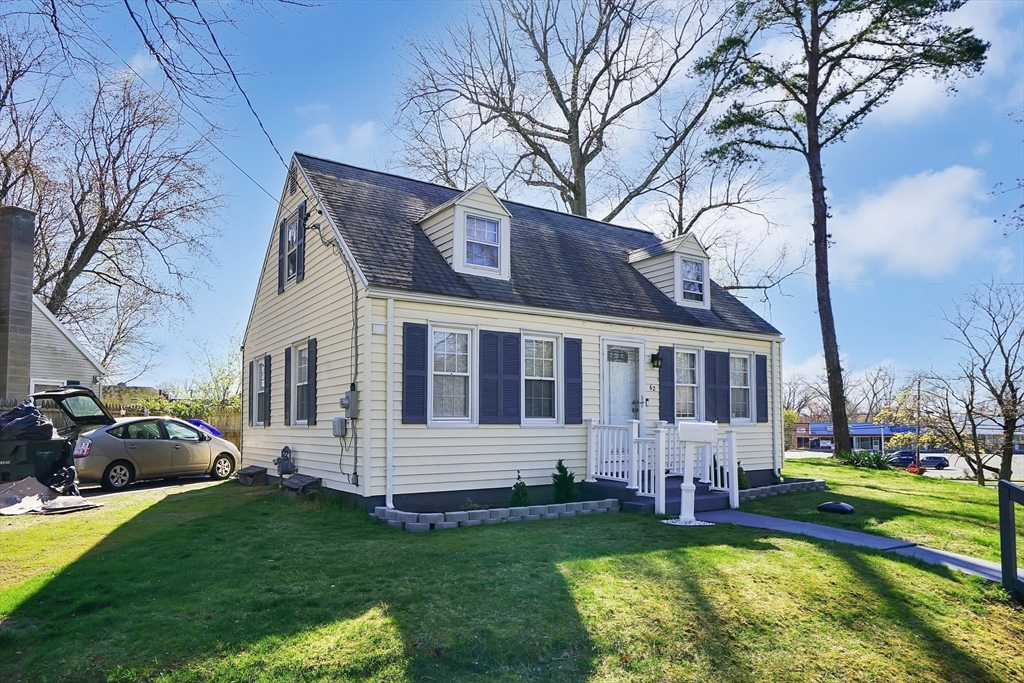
left=332, top=416, right=347, bottom=438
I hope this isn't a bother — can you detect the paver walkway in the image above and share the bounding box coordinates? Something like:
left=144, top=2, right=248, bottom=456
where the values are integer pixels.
left=696, top=509, right=1020, bottom=584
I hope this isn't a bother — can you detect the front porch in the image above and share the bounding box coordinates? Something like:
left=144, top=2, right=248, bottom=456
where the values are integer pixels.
left=584, top=419, right=740, bottom=515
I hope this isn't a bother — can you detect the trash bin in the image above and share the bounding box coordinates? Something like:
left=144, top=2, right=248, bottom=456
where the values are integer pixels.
left=0, top=438, right=73, bottom=484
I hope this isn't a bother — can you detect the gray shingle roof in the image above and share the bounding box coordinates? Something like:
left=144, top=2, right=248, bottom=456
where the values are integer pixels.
left=296, top=153, right=780, bottom=336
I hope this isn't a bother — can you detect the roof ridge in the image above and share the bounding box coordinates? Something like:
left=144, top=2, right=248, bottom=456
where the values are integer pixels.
left=294, top=152, right=660, bottom=240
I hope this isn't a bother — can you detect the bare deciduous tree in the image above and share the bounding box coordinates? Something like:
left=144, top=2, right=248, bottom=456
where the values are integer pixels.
left=943, top=283, right=1023, bottom=481
left=850, top=363, right=899, bottom=422
left=783, top=373, right=813, bottom=415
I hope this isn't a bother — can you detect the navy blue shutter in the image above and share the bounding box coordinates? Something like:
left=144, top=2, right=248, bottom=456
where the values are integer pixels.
left=479, top=331, right=500, bottom=423
left=658, top=346, right=675, bottom=424
left=500, top=333, right=521, bottom=424
left=479, top=331, right=521, bottom=424
left=296, top=201, right=307, bottom=282
left=705, top=351, right=730, bottom=424
left=402, top=323, right=428, bottom=424
left=264, top=354, right=272, bottom=426
left=564, top=338, right=583, bottom=424
left=307, top=338, right=317, bottom=425
left=277, top=219, right=286, bottom=294
left=248, top=360, right=254, bottom=426
left=283, top=347, right=292, bottom=426
left=756, top=354, right=769, bottom=423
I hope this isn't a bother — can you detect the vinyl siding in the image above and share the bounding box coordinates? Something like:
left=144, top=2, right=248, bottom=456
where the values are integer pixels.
left=241, top=169, right=361, bottom=493
left=30, top=301, right=102, bottom=393
left=420, top=210, right=455, bottom=264
left=632, top=253, right=675, bottom=300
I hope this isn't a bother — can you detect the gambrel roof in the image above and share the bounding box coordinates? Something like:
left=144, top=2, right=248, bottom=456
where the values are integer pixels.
left=295, top=153, right=779, bottom=336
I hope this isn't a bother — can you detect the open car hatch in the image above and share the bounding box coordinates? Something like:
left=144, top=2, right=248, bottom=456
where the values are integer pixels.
left=30, top=387, right=117, bottom=429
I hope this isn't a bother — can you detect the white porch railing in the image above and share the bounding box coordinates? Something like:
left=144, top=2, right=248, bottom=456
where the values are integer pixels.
left=586, top=418, right=739, bottom=513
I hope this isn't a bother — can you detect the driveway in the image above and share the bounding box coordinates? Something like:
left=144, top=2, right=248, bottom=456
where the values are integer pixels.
left=79, top=476, right=221, bottom=499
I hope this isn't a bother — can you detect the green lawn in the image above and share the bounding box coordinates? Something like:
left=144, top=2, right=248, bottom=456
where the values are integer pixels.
left=1, top=481, right=1022, bottom=683
left=748, top=458, right=1003, bottom=562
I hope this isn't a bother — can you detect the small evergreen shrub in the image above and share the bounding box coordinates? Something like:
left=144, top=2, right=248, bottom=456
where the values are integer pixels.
left=736, top=465, right=751, bottom=490
left=552, top=459, right=580, bottom=503
left=460, top=498, right=487, bottom=511
left=510, top=471, right=531, bottom=507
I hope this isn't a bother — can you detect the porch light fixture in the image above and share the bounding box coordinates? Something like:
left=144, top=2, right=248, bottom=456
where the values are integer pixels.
left=650, top=352, right=662, bottom=369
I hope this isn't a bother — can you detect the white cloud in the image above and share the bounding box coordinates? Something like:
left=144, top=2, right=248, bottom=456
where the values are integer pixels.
left=829, top=165, right=1003, bottom=278
left=299, top=120, right=378, bottom=162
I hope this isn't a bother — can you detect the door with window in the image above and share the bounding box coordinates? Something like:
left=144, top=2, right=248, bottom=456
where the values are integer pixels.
left=605, top=344, right=640, bottom=427
left=120, top=419, right=173, bottom=478
left=163, top=420, right=211, bottom=473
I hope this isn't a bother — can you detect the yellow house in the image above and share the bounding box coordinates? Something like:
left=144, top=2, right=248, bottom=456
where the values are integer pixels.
left=242, top=154, right=784, bottom=513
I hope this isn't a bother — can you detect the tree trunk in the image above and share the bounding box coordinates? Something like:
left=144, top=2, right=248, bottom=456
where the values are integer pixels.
left=1000, top=413, right=1016, bottom=481
left=805, top=143, right=850, bottom=455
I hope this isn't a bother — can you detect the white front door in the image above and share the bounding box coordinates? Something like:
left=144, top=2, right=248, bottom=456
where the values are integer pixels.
left=606, top=344, right=640, bottom=426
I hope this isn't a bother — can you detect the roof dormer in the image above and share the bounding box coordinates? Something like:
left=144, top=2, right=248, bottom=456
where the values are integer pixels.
left=628, top=232, right=711, bottom=310
left=419, top=183, right=512, bottom=281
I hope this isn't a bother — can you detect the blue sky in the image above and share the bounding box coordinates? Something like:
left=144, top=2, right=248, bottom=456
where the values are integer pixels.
left=95, top=0, right=1023, bottom=386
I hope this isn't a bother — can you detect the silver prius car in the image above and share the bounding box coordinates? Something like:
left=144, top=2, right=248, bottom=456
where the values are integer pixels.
left=32, top=386, right=239, bottom=491
left=74, top=417, right=240, bottom=491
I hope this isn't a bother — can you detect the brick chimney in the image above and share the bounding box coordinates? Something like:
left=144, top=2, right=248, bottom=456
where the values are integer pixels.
left=0, top=206, right=35, bottom=401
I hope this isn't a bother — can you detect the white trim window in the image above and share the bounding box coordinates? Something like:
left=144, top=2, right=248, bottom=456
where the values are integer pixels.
left=431, top=328, right=471, bottom=421
left=465, top=215, right=500, bottom=269
left=675, top=349, right=699, bottom=419
left=255, top=358, right=267, bottom=426
left=679, top=258, right=705, bottom=303
left=286, top=212, right=300, bottom=282
left=730, top=354, right=752, bottom=421
left=293, top=344, right=309, bottom=424
left=523, top=336, right=558, bottom=422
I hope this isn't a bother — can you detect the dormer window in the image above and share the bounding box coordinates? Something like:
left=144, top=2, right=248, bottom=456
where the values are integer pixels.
left=466, top=216, right=500, bottom=269
left=679, top=258, right=704, bottom=303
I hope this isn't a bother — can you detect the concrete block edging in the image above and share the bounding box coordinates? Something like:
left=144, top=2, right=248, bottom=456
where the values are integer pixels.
left=372, top=498, right=621, bottom=532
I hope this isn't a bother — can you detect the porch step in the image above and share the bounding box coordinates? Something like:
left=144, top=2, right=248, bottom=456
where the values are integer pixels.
left=622, top=492, right=730, bottom=515
left=581, top=476, right=731, bottom=515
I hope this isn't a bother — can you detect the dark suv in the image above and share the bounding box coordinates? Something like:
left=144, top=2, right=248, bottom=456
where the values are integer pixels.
left=887, top=451, right=918, bottom=468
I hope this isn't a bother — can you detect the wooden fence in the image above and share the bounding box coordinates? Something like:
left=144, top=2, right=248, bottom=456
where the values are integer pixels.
left=0, top=398, right=242, bottom=448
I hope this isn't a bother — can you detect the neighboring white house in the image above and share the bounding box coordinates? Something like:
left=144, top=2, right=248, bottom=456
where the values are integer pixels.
left=241, top=154, right=785, bottom=511
left=30, top=296, right=105, bottom=396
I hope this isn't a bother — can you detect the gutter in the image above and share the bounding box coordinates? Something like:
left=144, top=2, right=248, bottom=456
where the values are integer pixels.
left=385, top=297, right=395, bottom=508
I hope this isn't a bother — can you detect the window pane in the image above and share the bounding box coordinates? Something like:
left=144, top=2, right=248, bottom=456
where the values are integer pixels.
left=525, top=379, right=555, bottom=418
left=466, top=241, right=499, bottom=268
left=730, top=357, right=748, bottom=387
left=731, top=388, right=750, bottom=419
left=675, top=351, right=696, bottom=385
left=680, top=259, right=704, bottom=302
left=525, top=339, right=555, bottom=379
left=680, top=259, right=702, bottom=281
left=433, top=375, right=468, bottom=418
left=296, top=388, right=308, bottom=421
left=165, top=421, right=200, bottom=440
left=258, top=362, right=266, bottom=391
left=127, top=421, right=162, bottom=440
left=297, top=348, right=308, bottom=384
left=466, top=216, right=499, bottom=244
left=257, top=392, right=266, bottom=422
left=676, top=385, right=696, bottom=418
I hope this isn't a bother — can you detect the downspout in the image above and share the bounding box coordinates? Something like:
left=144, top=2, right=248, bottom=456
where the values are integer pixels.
left=771, top=339, right=781, bottom=481
left=385, top=297, right=395, bottom=508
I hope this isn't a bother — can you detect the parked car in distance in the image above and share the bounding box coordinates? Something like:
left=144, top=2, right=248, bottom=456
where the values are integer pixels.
left=920, top=455, right=949, bottom=470
left=74, top=417, right=240, bottom=491
left=887, top=451, right=918, bottom=468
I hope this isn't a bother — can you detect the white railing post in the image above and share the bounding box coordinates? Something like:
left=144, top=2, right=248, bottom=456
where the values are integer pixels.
left=655, top=426, right=666, bottom=515
left=726, top=429, right=739, bottom=509
left=585, top=418, right=597, bottom=482
left=679, top=441, right=697, bottom=522
left=627, top=419, right=640, bottom=489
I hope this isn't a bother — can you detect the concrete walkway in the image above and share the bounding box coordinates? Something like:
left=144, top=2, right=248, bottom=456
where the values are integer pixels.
left=696, top=509, right=1019, bottom=584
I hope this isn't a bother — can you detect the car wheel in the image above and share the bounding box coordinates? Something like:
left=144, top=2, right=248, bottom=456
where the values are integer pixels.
left=102, top=461, right=133, bottom=491
left=211, top=454, right=234, bottom=480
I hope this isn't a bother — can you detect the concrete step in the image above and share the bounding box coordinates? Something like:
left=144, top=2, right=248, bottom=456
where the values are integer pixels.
left=622, top=491, right=730, bottom=515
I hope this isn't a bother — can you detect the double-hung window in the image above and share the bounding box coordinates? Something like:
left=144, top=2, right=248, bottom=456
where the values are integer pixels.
left=431, top=329, right=471, bottom=421
left=523, top=336, right=557, bottom=422
left=465, top=215, right=499, bottom=269
left=675, top=349, right=699, bottom=419
left=286, top=212, right=300, bottom=281
left=679, top=258, right=704, bottom=303
left=294, top=345, right=309, bottom=424
left=730, top=354, right=751, bottom=420
left=255, top=359, right=267, bottom=425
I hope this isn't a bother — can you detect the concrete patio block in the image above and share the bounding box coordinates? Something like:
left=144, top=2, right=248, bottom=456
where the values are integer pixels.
left=547, top=504, right=566, bottom=514
left=384, top=509, right=400, bottom=522
left=579, top=508, right=592, bottom=515
left=374, top=506, right=388, bottom=519
left=481, top=517, right=502, bottom=525
left=566, top=502, right=584, bottom=512
left=418, top=513, right=446, bottom=524
left=445, top=510, right=470, bottom=523
left=598, top=499, right=616, bottom=509
left=387, top=520, right=402, bottom=529
left=490, top=508, right=511, bottom=519
left=460, top=519, right=482, bottom=527
left=582, top=500, right=599, bottom=510
left=434, top=521, right=459, bottom=530
left=542, top=513, right=560, bottom=520
left=397, top=511, right=419, bottom=524
left=524, top=514, right=541, bottom=522
left=594, top=508, right=607, bottom=514
left=405, top=522, right=431, bottom=532
left=560, top=511, right=576, bottom=518
left=510, top=506, right=530, bottom=517
left=468, top=509, right=491, bottom=521
left=528, top=505, right=548, bottom=516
